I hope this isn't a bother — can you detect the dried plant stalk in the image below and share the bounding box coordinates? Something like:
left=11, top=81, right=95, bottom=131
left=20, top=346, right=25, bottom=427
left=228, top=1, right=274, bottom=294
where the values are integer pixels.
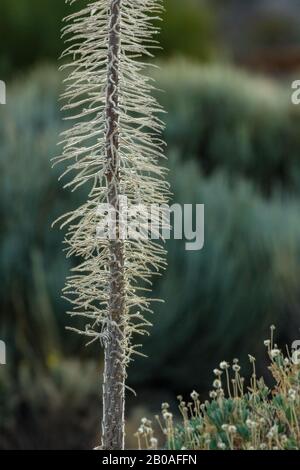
left=55, top=0, right=168, bottom=449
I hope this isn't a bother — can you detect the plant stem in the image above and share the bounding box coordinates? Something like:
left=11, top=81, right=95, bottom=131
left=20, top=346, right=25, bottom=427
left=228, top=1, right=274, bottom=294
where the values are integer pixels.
left=101, top=0, right=126, bottom=450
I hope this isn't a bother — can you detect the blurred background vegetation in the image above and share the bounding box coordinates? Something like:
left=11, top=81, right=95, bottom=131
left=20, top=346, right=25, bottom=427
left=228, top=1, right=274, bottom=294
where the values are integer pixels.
left=1, top=0, right=300, bottom=449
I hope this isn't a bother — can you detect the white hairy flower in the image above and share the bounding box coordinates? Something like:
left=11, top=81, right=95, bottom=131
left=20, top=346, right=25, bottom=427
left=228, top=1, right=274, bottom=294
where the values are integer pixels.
left=228, top=425, right=237, bottom=434
left=150, top=437, right=158, bottom=448
left=217, top=442, right=226, bottom=450
left=246, top=419, right=257, bottom=429
left=288, top=389, right=297, bottom=401
left=219, top=361, right=229, bottom=370
left=213, top=379, right=222, bottom=389
left=191, top=390, right=199, bottom=400
left=267, top=425, right=278, bottom=439
left=270, top=349, right=280, bottom=358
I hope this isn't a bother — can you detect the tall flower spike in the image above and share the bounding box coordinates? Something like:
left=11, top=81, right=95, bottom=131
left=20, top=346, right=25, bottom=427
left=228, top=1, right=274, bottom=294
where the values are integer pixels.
left=54, top=0, right=168, bottom=449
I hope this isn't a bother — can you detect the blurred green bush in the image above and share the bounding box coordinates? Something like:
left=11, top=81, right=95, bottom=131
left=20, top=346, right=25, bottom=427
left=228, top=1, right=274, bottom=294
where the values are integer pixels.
left=0, top=0, right=76, bottom=76
left=0, top=360, right=100, bottom=449
left=159, top=0, right=217, bottom=62
left=155, top=61, right=300, bottom=195
left=0, top=66, right=84, bottom=368
left=0, top=0, right=217, bottom=76
left=130, top=154, right=300, bottom=391
left=1, top=62, right=300, bottom=408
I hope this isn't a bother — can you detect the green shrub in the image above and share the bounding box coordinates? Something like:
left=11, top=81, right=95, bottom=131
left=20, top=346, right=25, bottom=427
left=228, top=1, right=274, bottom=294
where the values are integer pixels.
left=137, top=328, right=300, bottom=450
left=0, top=66, right=82, bottom=366
left=130, top=153, right=300, bottom=392
left=1, top=64, right=300, bottom=401
left=154, top=61, right=300, bottom=195
left=0, top=0, right=217, bottom=76
left=158, top=0, right=217, bottom=62
left=0, top=0, right=86, bottom=76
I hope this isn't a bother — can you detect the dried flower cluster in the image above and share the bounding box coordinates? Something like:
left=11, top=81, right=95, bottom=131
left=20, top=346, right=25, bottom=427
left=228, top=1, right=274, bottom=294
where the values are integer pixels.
left=137, top=327, right=300, bottom=450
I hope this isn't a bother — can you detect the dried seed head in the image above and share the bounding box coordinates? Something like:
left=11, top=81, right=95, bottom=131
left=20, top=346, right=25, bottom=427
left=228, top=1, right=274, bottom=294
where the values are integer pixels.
left=288, top=389, right=296, bottom=401
left=246, top=419, right=257, bottom=429
left=248, top=354, right=256, bottom=363
left=213, top=379, right=222, bottom=389
left=270, top=349, right=280, bottom=359
left=191, top=390, right=199, bottom=400
left=220, top=361, right=229, bottom=370
left=228, top=425, right=237, bottom=434
left=150, top=437, right=158, bottom=448
left=217, top=442, right=226, bottom=450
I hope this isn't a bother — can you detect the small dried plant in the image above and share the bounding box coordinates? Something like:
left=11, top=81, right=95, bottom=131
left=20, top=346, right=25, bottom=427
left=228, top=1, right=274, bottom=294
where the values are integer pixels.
left=54, top=0, right=168, bottom=450
left=137, top=326, right=300, bottom=450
